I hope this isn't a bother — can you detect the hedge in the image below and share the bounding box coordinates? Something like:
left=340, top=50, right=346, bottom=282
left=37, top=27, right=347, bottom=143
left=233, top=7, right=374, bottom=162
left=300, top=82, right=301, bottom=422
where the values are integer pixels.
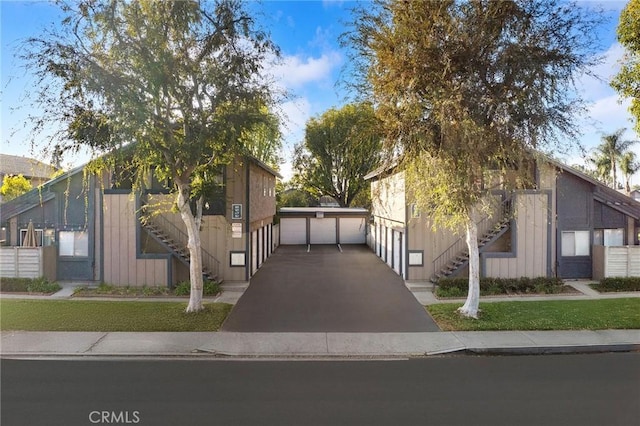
left=0, top=277, right=61, bottom=294
left=436, top=276, right=564, bottom=298
left=596, top=277, right=640, bottom=292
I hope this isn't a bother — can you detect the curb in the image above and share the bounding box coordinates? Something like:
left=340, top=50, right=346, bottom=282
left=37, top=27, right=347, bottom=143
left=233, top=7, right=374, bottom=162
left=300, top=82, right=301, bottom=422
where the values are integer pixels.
left=3, top=344, right=638, bottom=359
left=465, top=344, right=640, bottom=356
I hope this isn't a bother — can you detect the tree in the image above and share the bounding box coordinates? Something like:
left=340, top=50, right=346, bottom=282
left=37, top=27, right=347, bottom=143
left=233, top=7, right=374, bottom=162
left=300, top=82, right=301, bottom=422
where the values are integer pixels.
left=346, top=0, right=603, bottom=318
left=587, top=153, right=614, bottom=187
left=293, top=102, right=382, bottom=207
left=611, top=0, right=640, bottom=134
left=0, top=175, right=32, bottom=202
left=592, top=129, right=637, bottom=189
left=620, top=151, right=640, bottom=193
left=23, top=0, right=280, bottom=312
left=240, top=106, right=283, bottom=170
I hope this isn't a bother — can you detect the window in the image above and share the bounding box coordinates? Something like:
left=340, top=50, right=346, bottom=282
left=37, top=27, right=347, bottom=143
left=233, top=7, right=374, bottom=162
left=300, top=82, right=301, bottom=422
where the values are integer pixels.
left=594, top=229, right=625, bottom=246
left=59, top=231, right=89, bottom=257
left=561, top=231, right=590, bottom=256
left=20, top=228, right=44, bottom=246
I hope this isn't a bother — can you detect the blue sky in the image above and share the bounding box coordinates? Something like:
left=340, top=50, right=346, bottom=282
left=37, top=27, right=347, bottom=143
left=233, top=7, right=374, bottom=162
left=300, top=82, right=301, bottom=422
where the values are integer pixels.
left=1, top=0, right=639, bottom=185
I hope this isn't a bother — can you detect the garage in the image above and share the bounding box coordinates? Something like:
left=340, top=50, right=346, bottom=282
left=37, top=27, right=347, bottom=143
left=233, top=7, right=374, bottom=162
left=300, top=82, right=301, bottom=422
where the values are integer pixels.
left=279, top=208, right=369, bottom=246
left=280, top=218, right=307, bottom=245
left=310, top=217, right=337, bottom=244
left=339, top=217, right=367, bottom=244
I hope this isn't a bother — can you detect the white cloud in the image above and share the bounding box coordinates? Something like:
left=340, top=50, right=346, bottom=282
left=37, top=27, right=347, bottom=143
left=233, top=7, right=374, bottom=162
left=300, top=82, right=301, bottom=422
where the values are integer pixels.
left=578, top=42, right=626, bottom=101
left=271, top=51, right=342, bottom=89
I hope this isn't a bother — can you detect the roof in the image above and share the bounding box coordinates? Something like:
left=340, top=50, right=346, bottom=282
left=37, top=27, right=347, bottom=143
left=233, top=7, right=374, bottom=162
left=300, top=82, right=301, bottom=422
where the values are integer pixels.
left=364, top=152, right=640, bottom=221
left=248, top=155, right=282, bottom=179
left=0, top=154, right=58, bottom=180
left=279, top=207, right=369, bottom=216
left=546, top=156, right=640, bottom=221
left=0, top=165, right=84, bottom=220
left=364, top=160, right=399, bottom=181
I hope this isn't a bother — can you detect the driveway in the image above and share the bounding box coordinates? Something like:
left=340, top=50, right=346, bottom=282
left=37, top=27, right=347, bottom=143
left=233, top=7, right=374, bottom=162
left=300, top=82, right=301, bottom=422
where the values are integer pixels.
left=221, top=245, right=440, bottom=332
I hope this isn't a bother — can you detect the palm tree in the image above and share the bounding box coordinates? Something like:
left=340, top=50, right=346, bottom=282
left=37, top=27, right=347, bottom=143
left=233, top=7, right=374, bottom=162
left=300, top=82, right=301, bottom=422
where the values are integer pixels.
left=620, top=151, right=640, bottom=193
left=593, top=129, right=637, bottom=189
left=587, top=153, right=613, bottom=186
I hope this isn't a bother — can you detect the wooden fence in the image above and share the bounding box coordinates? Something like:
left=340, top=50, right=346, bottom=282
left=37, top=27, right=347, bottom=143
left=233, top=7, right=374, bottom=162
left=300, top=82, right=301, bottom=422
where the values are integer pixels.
left=592, top=245, right=640, bottom=280
left=0, top=247, right=43, bottom=279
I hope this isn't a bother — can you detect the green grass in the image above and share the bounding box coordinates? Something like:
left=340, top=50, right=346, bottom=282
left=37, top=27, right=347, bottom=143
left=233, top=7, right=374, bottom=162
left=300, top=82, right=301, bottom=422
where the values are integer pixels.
left=0, top=300, right=232, bottom=332
left=427, top=298, right=640, bottom=331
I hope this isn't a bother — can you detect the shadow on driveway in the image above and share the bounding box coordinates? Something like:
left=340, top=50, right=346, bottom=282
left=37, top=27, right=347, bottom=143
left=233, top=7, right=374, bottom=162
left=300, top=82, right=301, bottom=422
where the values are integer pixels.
left=221, top=245, right=440, bottom=332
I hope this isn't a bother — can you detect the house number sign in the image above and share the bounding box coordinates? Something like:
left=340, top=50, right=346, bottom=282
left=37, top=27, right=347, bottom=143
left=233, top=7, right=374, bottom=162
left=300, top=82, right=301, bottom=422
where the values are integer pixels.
left=232, top=204, right=242, bottom=220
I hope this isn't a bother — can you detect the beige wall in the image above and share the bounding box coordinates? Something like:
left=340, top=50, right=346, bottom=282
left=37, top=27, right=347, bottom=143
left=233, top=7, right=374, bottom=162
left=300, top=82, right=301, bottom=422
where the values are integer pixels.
left=371, top=172, right=406, bottom=224
left=538, top=161, right=557, bottom=275
left=103, top=194, right=168, bottom=286
left=484, top=192, right=550, bottom=278
left=407, top=215, right=463, bottom=281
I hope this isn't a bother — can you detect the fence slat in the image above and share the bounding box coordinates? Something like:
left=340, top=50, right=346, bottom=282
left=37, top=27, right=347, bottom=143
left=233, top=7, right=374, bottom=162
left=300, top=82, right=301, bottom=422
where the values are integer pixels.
left=0, top=247, right=43, bottom=279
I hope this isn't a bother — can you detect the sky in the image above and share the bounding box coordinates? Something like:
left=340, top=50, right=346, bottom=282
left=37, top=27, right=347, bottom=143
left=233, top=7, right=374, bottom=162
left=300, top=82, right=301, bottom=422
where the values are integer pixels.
left=1, top=0, right=639, bottom=186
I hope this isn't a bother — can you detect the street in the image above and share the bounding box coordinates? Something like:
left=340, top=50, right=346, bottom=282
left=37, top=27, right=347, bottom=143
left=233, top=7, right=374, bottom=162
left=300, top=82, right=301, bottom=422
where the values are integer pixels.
left=2, top=353, right=638, bottom=426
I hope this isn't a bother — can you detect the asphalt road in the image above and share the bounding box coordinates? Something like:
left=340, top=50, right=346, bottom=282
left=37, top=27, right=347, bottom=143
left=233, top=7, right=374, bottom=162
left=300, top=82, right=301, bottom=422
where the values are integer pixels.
left=2, top=353, right=638, bottom=426
left=222, top=245, right=440, bottom=332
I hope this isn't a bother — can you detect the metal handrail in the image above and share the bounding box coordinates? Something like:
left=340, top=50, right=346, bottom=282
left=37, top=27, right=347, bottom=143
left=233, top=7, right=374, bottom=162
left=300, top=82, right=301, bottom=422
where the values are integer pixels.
left=140, top=205, right=221, bottom=280
left=432, top=195, right=512, bottom=276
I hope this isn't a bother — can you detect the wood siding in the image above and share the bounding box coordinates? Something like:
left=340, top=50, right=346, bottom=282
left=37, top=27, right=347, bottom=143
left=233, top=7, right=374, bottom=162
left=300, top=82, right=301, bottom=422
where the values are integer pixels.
left=249, top=162, right=276, bottom=227
left=103, top=194, right=168, bottom=286
left=484, top=192, right=550, bottom=278
left=371, top=172, right=406, bottom=224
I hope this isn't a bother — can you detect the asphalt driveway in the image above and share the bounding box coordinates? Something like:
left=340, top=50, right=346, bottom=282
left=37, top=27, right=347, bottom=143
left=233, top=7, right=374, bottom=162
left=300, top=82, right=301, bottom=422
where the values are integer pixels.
left=221, top=245, right=440, bottom=332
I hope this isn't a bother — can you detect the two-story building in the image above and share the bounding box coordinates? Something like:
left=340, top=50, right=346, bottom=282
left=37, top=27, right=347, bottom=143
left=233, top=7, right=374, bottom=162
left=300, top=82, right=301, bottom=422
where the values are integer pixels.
left=365, top=156, right=640, bottom=282
left=0, top=154, right=279, bottom=285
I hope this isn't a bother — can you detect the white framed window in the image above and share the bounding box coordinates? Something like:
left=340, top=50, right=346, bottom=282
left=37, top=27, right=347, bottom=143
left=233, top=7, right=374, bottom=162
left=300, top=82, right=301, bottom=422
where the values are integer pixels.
left=20, top=228, right=44, bottom=246
left=594, top=228, right=625, bottom=246
left=561, top=230, right=590, bottom=257
left=59, top=231, right=89, bottom=257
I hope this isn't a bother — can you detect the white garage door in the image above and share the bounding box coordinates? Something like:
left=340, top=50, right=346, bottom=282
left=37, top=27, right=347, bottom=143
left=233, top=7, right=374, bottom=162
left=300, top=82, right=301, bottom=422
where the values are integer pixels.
left=251, top=230, right=258, bottom=274
left=393, top=231, right=403, bottom=276
left=310, top=218, right=337, bottom=244
left=280, top=218, right=307, bottom=245
left=339, top=218, right=366, bottom=244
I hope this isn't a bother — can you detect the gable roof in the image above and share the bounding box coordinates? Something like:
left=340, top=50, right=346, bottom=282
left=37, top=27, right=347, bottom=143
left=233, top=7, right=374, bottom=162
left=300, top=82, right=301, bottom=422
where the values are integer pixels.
left=0, top=154, right=58, bottom=179
left=364, top=153, right=640, bottom=221
left=0, top=165, right=84, bottom=221
left=544, top=156, right=640, bottom=221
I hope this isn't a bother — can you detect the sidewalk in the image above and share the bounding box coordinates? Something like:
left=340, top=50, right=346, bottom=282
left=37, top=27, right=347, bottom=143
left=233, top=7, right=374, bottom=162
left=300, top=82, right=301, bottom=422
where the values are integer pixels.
left=1, top=280, right=639, bottom=358
left=2, top=330, right=638, bottom=358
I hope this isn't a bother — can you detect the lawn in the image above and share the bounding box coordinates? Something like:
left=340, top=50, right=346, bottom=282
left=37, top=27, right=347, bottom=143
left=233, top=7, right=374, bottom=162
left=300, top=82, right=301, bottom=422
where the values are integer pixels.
left=427, top=298, right=640, bottom=331
left=0, top=300, right=232, bottom=332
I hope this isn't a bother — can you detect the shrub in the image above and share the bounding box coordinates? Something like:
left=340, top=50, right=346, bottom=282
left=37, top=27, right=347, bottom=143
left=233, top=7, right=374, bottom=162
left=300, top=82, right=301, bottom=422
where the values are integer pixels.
left=0, top=277, right=60, bottom=293
left=173, top=280, right=221, bottom=296
left=435, top=276, right=564, bottom=297
left=27, top=277, right=61, bottom=293
left=203, top=280, right=221, bottom=296
left=597, top=277, right=640, bottom=292
left=173, top=281, right=191, bottom=296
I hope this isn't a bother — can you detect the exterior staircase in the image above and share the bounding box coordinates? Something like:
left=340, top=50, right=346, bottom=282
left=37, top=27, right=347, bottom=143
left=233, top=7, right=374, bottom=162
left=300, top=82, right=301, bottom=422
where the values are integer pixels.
left=140, top=215, right=220, bottom=283
left=430, top=197, right=512, bottom=283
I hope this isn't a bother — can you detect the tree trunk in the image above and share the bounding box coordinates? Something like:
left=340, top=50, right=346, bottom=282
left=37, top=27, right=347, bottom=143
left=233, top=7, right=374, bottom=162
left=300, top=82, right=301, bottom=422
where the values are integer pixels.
left=176, top=183, right=205, bottom=313
left=458, top=218, right=480, bottom=319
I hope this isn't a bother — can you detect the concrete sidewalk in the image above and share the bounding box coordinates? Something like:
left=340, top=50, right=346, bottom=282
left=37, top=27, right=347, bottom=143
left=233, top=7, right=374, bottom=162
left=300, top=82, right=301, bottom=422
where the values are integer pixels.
left=2, top=330, right=639, bottom=358
left=1, top=279, right=639, bottom=358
